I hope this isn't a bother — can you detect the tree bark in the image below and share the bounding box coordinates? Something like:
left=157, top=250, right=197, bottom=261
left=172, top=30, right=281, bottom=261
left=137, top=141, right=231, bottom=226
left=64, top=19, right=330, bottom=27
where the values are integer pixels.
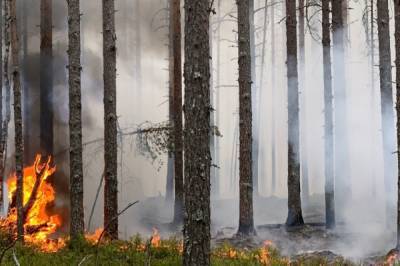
left=10, top=0, right=24, bottom=240
left=103, top=0, right=118, bottom=240
left=68, top=0, right=84, bottom=238
left=322, top=0, right=335, bottom=229
left=183, top=0, right=211, bottom=264
left=0, top=0, right=3, bottom=214
left=40, top=0, right=53, bottom=156
left=377, top=0, right=396, bottom=223
left=332, top=0, right=351, bottom=212
left=285, top=0, right=304, bottom=227
left=237, top=0, right=255, bottom=236
left=395, top=0, right=400, bottom=249
left=171, top=0, right=183, bottom=225
left=22, top=0, right=30, bottom=164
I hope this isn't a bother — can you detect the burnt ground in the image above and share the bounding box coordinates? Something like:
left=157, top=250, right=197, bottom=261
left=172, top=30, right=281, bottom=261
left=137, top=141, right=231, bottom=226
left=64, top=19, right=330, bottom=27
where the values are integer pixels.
left=122, top=194, right=395, bottom=264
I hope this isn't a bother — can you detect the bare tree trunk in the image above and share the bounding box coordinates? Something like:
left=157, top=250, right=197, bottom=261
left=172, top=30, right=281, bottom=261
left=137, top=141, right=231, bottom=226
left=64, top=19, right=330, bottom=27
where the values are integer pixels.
left=68, top=0, right=84, bottom=238
left=271, top=0, right=276, bottom=195
left=394, top=0, right=400, bottom=249
left=370, top=0, right=377, bottom=197
left=10, top=0, right=24, bottom=240
left=166, top=0, right=174, bottom=203
left=40, top=0, right=53, bottom=156
left=171, top=0, right=183, bottom=225
left=215, top=0, right=221, bottom=197
left=183, top=0, right=211, bottom=264
left=0, top=0, right=3, bottom=215
left=103, top=0, right=118, bottom=240
left=250, top=0, right=259, bottom=196
left=237, top=0, right=255, bottom=236
left=22, top=0, right=29, bottom=164
left=285, top=0, right=304, bottom=227
left=332, top=0, right=351, bottom=213
left=377, top=0, right=396, bottom=223
left=0, top=0, right=10, bottom=216
left=298, top=0, right=309, bottom=206
left=322, top=0, right=335, bottom=229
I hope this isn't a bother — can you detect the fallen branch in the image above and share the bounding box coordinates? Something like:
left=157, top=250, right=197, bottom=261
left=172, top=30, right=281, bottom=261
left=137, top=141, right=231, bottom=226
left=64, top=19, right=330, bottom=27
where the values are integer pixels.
left=12, top=249, right=20, bottom=266
left=78, top=254, right=93, bottom=266
left=87, top=172, right=104, bottom=232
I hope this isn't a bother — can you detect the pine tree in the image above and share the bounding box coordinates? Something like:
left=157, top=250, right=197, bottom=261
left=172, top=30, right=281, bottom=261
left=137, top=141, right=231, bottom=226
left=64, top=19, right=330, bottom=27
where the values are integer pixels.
left=183, top=0, right=211, bottom=264
left=68, top=0, right=84, bottom=238
left=237, top=0, right=255, bottom=236
left=285, top=0, right=304, bottom=227
left=103, top=0, right=118, bottom=240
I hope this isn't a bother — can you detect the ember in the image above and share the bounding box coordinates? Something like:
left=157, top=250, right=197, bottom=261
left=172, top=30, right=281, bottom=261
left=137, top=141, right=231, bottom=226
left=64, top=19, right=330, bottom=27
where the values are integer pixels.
left=0, top=155, right=65, bottom=252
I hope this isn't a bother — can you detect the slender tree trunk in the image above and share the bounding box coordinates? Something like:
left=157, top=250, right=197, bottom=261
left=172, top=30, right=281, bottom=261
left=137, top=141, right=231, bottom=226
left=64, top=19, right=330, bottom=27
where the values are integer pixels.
left=166, top=0, right=174, bottom=203
left=332, top=0, right=351, bottom=212
left=215, top=0, right=221, bottom=197
left=10, top=0, right=24, bottom=240
left=394, top=0, right=400, bottom=249
left=377, top=0, right=396, bottom=223
left=40, top=0, right=53, bottom=156
left=285, top=0, right=304, bottom=227
left=298, top=0, right=309, bottom=205
left=271, top=0, right=276, bottom=195
left=0, top=0, right=10, bottom=216
left=250, top=0, right=259, bottom=196
left=22, top=0, right=29, bottom=164
left=68, top=0, right=84, bottom=238
left=322, top=0, right=335, bottom=229
left=370, top=0, right=377, bottom=197
left=103, top=0, right=118, bottom=240
left=237, top=0, right=255, bottom=236
left=172, top=0, right=183, bottom=225
left=183, top=0, right=211, bottom=264
left=0, top=0, right=3, bottom=215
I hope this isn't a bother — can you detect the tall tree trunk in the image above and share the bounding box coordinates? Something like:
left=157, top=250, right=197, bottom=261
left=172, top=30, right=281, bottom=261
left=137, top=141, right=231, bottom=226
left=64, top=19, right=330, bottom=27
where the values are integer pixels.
left=237, top=0, right=255, bottom=236
left=250, top=0, right=259, bottom=196
left=370, top=0, right=377, bottom=197
left=22, top=0, right=29, bottom=163
left=103, top=0, right=118, bottom=240
left=271, top=0, right=276, bottom=195
left=40, top=0, right=53, bottom=156
left=0, top=0, right=3, bottom=215
left=215, top=0, right=221, bottom=197
left=377, top=0, right=396, bottom=223
left=166, top=0, right=174, bottom=203
left=332, top=0, right=351, bottom=212
left=322, top=0, right=335, bottom=229
left=0, top=0, right=10, bottom=216
left=68, top=0, right=84, bottom=238
left=172, top=0, right=183, bottom=225
left=285, top=0, right=304, bottom=227
left=394, top=0, right=400, bottom=249
left=298, top=0, right=309, bottom=205
left=183, top=0, right=211, bottom=264
left=10, top=0, right=24, bottom=240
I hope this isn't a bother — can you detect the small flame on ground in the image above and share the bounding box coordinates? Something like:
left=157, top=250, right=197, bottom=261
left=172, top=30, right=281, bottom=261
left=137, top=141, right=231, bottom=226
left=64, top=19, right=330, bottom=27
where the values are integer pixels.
left=85, top=228, right=104, bottom=244
left=151, top=227, right=161, bottom=247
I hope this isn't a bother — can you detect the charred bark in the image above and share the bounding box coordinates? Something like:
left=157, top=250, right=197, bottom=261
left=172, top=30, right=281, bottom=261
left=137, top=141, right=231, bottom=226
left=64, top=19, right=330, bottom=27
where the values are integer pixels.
left=171, top=0, right=183, bottom=225
left=322, top=0, right=335, bottom=229
left=285, top=0, right=304, bottom=227
left=68, top=0, right=84, bottom=238
left=377, top=0, right=396, bottom=222
left=183, top=0, right=211, bottom=264
left=10, top=0, right=24, bottom=240
left=40, top=0, right=53, bottom=156
left=103, top=0, right=118, bottom=240
left=395, top=0, right=400, bottom=249
left=0, top=0, right=3, bottom=214
left=237, top=0, right=255, bottom=236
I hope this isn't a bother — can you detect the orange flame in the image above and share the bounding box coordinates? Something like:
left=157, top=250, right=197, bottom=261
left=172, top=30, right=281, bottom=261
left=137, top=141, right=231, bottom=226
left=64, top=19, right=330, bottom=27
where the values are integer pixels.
left=0, top=154, right=65, bottom=252
left=85, top=228, right=104, bottom=244
left=151, top=227, right=161, bottom=247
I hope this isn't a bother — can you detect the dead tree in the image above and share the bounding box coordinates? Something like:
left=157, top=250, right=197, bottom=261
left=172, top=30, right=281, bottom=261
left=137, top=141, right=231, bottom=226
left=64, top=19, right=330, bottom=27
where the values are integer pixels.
left=237, top=0, right=255, bottom=236
left=171, top=0, right=183, bottom=225
left=40, top=0, right=53, bottom=156
left=377, top=0, right=396, bottom=221
left=285, top=0, right=304, bottom=227
left=183, top=0, right=211, bottom=264
left=10, top=0, right=24, bottom=240
left=103, top=0, right=118, bottom=240
left=332, top=0, right=351, bottom=211
left=394, top=0, right=400, bottom=249
left=68, top=0, right=84, bottom=238
left=0, top=0, right=11, bottom=215
left=322, top=0, right=335, bottom=229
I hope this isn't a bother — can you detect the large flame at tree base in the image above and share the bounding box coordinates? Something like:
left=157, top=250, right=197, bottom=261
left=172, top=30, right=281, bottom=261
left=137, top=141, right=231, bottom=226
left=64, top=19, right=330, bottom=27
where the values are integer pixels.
left=0, top=154, right=66, bottom=252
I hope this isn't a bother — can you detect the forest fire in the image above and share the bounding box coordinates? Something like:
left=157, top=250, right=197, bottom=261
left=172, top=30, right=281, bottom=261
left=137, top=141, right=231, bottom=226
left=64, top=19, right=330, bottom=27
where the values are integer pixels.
left=0, top=155, right=65, bottom=252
